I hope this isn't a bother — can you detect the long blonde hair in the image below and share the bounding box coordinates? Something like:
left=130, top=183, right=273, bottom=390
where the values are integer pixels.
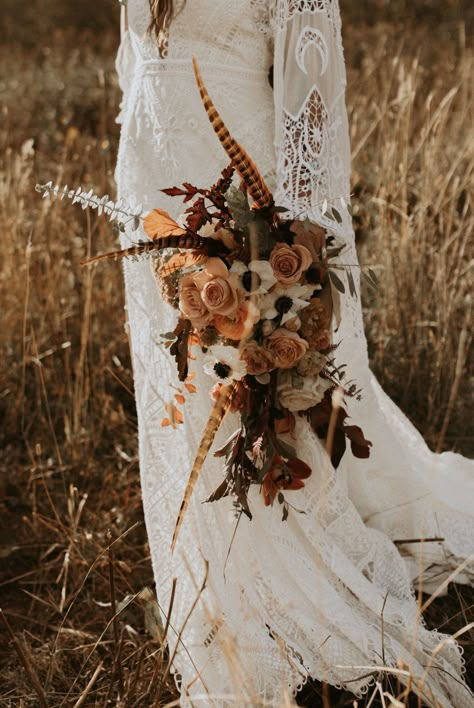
left=148, top=0, right=186, bottom=57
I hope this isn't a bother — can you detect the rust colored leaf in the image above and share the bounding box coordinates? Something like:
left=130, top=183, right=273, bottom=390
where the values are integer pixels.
left=143, top=208, right=186, bottom=240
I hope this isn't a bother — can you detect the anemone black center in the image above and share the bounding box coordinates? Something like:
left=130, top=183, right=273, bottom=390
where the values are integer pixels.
left=242, top=270, right=262, bottom=292
left=306, top=265, right=321, bottom=284
left=275, top=296, right=293, bottom=314
left=214, top=362, right=232, bottom=379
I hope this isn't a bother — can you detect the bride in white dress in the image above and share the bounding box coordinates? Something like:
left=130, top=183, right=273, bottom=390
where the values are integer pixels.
left=115, top=1, right=474, bottom=705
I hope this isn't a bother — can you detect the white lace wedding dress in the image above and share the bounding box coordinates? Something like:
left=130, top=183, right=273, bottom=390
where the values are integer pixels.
left=115, top=1, right=474, bottom=705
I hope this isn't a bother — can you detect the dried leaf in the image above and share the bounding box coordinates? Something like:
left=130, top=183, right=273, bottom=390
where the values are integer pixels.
left=175, top=394, right=186, bottom=405
left=169, top=318, right=192, bottom=381
left=162, top=402, right=184, bottom=429
left=158, top=251, right=207, bottom=277
left=329, top=269, right=346, bottom=294
left=143, top=208, right=186, bottom=240
left=185, top=383, right=197, bottom=394
left=347, top=268, right=356, bottom=297
left=171, top=383, right=237, bottom=552
left=206, top=479, right=231, bottom=503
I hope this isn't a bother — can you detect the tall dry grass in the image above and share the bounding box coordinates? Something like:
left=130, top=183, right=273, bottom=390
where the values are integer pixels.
left=0, top=3, right=472, bottom=706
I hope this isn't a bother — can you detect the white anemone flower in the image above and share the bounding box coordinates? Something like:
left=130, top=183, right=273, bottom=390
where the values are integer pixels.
left=230, top=260, right=277, bottom=295
left=261, top=284, right=314, bottom=325
left=203, top=344, right=247, bottom=384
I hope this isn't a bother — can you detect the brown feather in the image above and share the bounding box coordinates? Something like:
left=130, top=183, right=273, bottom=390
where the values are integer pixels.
left=192, top=57, right=273, bottom=210
left=171, top=382, right=237, bottom=552
left=81, top=233, right=208, bottom=267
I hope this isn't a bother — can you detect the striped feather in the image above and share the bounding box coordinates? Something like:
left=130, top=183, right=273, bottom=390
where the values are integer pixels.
left=192, top=57, right=273, bottom=210
left=81, top=233, right=207, bottom=266
left=171, top=382, right=237, bottom=552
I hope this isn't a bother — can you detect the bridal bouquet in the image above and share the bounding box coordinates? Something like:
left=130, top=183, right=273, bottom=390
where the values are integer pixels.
left=37, top=59, right=371, bottom=548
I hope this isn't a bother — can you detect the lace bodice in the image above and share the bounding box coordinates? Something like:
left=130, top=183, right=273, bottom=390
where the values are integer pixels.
left=114, top=2, right=474, bottom=706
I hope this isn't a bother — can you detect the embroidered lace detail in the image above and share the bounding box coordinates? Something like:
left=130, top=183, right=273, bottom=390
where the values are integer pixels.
left=114, top=1, right=474, bottom=705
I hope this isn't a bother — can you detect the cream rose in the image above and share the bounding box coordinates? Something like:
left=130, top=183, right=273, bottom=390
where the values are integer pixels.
left=264, top=328, right=308, bottom=369
left=240, top=340, right=275, bottom=376
left=269, top=242, right=312, bottom=286
left=277, top=371, right=331, bottom=412
left=178, top=274, right=211, bottom=329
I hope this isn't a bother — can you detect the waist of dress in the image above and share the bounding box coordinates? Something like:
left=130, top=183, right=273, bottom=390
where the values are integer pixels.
left=134, top=57, right=270, bottom=84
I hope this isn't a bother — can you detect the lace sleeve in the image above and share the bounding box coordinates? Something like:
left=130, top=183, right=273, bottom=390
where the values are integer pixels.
left=272, top=0, right=351, bottom=223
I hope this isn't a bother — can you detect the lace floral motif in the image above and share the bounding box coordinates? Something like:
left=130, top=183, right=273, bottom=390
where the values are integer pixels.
left=115, top=1, right=474, bottom=706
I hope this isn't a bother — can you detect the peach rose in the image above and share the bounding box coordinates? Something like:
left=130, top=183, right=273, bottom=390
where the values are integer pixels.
left=193, top=258, right=241, bottom=318
left=214, top=301, right=260, bottom=341
left=240, top=340, right=275, bottom=376
left=178, top=274, right=212, bottom=329
left=264, top=328, right=308, bottom=369
left=269, top=242, right=312, bottom=286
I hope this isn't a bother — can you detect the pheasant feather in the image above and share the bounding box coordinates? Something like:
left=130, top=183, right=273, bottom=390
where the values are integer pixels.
left=192, top=57, right=273, bottom=210
left=171, top=382, right=237, bottom=552
left=82, top=233, right=208, bottom=266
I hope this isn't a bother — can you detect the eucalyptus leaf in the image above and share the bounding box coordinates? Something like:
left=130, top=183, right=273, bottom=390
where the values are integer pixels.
left=347, top=268, right=356, bottom=298
left=329, top=270, right=346, bottom=294
left=331, top=207, right=343, bottom=224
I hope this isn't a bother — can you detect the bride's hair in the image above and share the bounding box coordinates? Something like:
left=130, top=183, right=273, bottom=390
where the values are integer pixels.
left=148, top=0, right=186, bottom=57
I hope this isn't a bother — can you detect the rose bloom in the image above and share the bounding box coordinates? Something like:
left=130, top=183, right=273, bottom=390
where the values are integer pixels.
left=240, top=340, right=275, bottom=376
left=193, top=257, right=241, bottom=318
left=269, top=242, right=312, bottom=286
left=178, top=274, right=212, bottom=329
left=264, top=328, right=308, bottom=369
left=278, top=371, right=331, bottom=412
left=214, top=301, right=260, bottom=341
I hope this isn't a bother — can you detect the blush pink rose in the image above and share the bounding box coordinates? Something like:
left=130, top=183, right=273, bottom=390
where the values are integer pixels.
left=193, top=258, right=241, bottom=318
left=178, top=274, right=212, bottom=329
left=269, top=242, right=312, bottom=286
left=264, top=328, right=308, bottom=369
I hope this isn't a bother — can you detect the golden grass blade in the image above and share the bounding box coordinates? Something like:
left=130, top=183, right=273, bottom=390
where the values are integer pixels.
left=171, top=382, right=237, bottom=552
left=192, top=56, right=273, bottom=209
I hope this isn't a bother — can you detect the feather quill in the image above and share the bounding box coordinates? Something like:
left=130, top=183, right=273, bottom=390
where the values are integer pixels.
left=81, top=233, right=208, bottom=266
left=171, top=382, right=237, bottom=552
left=192, top=57, right=273, bottom=210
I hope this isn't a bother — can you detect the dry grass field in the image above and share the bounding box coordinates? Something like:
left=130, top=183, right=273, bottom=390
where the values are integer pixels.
left=0, top=1, right=473, bottom=706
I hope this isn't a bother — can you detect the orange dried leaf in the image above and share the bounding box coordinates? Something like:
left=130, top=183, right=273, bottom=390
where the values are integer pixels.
left=185, top=383, right=197, bottom=394
left=186, top=372, right=197, bottom=382
left=161, top=418, right=171, bottom=427
left=175, top=394, right=186, bottom=404
left=164, top=402, right=184, bottom=429
left=160, top=251, right=206, bottom=277
left=143, top=208, right=186, bottom=240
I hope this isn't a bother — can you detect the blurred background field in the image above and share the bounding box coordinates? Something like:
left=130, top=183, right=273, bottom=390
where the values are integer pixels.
left=0, top=1, right=472, bottom=705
